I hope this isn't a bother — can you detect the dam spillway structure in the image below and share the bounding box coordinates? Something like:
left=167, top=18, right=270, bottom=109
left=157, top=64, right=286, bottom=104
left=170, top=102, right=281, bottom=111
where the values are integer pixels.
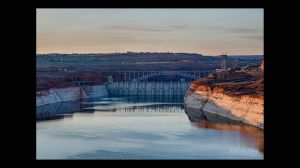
left=106, top=82, right=191, bottom=96
left=105, top=71, right=212, bottom=96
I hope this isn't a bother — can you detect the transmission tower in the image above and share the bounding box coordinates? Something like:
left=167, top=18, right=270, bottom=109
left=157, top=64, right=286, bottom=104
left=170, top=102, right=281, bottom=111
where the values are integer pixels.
left=220, top=53, right=227, bottom=70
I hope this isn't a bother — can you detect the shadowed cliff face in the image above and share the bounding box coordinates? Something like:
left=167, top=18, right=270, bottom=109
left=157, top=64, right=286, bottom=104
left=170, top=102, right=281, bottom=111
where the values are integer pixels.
left=185, top=107, right=264, bottom=153
left=36, top=97, right=96, bottom=120
left=184, top=89, right=263, bottom=128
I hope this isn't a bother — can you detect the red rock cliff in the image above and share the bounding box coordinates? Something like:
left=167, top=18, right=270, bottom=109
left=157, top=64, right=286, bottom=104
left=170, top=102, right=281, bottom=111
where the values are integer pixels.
left=184, top=66, right=264, bottom=129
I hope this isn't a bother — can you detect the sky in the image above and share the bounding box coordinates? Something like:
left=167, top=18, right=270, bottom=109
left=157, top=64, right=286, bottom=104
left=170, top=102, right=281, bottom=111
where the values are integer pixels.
left=36, top=9, right=263, bottom=55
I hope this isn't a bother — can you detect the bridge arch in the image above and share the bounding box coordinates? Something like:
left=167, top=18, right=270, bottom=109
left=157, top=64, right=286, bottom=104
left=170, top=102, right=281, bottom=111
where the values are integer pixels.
left=134, top=71, right=201, bottom=81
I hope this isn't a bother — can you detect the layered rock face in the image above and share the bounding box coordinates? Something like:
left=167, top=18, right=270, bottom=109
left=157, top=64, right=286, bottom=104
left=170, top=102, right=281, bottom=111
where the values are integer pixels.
left=36, top=85, right=108, bottom=106
left=184, top=66, right=264, bottom=129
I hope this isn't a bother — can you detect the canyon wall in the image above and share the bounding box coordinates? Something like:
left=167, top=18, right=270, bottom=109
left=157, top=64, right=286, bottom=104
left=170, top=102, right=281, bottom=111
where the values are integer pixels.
left=36, top=85, right=108, bottom=106
left=184, top=83, right=264, bottom=129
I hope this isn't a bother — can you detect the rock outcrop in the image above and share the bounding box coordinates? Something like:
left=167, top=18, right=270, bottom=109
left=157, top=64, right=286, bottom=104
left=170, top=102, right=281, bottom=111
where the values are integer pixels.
left=36, top=85, right=108, bottom=106
left=184, top=66, right=264, bottom=129
left=260, top=60, right=264, bottom=70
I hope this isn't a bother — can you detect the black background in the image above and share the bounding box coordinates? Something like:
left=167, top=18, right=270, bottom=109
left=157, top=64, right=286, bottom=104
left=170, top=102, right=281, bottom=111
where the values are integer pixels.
left=3, top=0, right=287, bottom=162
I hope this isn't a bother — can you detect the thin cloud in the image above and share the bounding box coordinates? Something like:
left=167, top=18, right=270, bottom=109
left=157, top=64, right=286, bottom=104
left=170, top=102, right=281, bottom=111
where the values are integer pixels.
left=224, top=27, right=259, bottom=34
left=222, top=27, right=263, bottom=41
left=99, top=24, right=203, bottom=32
left=243, top=35, right=263, bottom=41
left=168, top=24, right=195, bottom=30
left=100, top=25, right=170, bottom=32
left=99, top=24, right=262, bottom=34
left=204, top=26, right=260, bottom=34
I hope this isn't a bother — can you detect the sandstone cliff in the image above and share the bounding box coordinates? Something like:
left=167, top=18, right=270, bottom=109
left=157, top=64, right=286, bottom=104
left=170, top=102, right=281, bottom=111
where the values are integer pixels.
left=184, top=66, right=264, bottom=129
left=260, top=60, right=264, bottom=70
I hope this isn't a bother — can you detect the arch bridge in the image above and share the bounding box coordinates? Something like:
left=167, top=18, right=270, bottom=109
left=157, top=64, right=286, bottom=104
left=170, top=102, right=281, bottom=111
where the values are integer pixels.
left=118, top=71, right=211, bottom=82
left=37, top=70, right=212, bottom=90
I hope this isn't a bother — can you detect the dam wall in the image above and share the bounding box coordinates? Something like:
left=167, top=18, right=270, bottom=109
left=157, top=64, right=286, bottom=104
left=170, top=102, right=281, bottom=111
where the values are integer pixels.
left=36, top=82, right=191, bottom=107
left=106, top=82, right=190, bottom=96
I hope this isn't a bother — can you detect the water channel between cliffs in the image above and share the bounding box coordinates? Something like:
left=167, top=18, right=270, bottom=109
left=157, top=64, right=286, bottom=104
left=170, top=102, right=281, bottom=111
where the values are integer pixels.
left=36, top=94, right=263, bottom=159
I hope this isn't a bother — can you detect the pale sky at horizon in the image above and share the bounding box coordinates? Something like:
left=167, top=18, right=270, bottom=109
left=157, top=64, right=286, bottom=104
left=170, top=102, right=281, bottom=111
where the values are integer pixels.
left=37, top=9, right=263, bottom=55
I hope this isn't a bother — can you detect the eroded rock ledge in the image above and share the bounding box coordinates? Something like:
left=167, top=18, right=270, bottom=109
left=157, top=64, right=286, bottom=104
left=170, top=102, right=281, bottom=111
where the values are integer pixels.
left=184, top=65, right=264, bottom=129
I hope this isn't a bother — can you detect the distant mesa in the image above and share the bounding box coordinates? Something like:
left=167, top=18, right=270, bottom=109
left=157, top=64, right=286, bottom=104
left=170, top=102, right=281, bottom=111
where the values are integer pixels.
left=37, top=52, right=203, bottom=57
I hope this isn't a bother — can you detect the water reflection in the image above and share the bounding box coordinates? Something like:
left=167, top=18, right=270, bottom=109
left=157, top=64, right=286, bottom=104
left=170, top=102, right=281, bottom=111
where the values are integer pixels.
left=37, top=95, right=263, bottom=159
left=185, top=107, right=264, bottom=153
left=36, top=95, right=184, bottom=120
left=36, top=101, right=78, bottom=121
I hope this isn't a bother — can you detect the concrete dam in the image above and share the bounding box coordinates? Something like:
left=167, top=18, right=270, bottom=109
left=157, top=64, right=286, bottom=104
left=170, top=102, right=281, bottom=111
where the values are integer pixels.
left=106, top=82, right=191, bottom=96
left=105, top=71, right=209, bottom=96
left=36, top=71, right=212, bottom=106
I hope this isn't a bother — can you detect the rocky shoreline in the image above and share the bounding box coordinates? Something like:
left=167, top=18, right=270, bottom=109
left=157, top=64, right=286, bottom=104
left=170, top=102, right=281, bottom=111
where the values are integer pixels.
left=184, top=62, right=264, bottom=129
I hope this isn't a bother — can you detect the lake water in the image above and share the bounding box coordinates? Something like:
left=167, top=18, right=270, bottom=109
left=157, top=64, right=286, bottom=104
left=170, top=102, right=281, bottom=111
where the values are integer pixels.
left=36, top=96, right=263, bottom=160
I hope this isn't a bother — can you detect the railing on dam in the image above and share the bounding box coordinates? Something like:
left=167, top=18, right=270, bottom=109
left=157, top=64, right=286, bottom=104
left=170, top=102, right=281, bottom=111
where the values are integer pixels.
left=106, top=82, right=191, bottom=96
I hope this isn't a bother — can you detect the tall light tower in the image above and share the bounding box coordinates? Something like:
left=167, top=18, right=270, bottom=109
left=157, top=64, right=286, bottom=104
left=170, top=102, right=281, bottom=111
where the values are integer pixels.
left=220, top=53, right=227, bottom=70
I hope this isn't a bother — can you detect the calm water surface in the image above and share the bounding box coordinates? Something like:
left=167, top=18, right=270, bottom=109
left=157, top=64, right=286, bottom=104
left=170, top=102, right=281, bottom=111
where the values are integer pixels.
left=36, top=96, right=263, bottom=159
